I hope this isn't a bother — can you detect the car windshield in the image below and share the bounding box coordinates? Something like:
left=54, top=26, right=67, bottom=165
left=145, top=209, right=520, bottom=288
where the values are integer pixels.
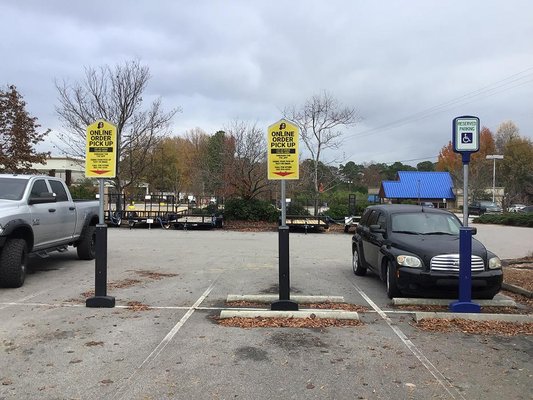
left=391, top=212, right=461, bottom=235
left=0, top=178, right=28, bottom=200
left=480, top=201, right=498, bottom=207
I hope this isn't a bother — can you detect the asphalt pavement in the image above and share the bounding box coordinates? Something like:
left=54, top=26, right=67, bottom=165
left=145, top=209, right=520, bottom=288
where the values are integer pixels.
left=0, top=226, right=531, bottom=400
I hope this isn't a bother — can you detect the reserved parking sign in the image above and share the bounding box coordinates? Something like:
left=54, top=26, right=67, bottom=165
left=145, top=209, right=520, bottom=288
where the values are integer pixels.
left=453, top=116, right=479, bottom=153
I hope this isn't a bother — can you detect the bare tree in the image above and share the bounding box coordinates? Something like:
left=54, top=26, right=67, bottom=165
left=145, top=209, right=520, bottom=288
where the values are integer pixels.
left=495, top=120, right=519, bottom=153
left=225, top=120, right=270, bottom=200
left=284, top=91, right=359, bottom=214
left=55, top=60, right=179, bottom=207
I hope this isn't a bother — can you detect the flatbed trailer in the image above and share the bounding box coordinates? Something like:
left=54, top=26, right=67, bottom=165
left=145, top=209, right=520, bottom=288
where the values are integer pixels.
left=284, top=215, right=329, bottom=232
left=105, top=210, right=179, bottom=229
left=173, top=212, right=223, bottom=230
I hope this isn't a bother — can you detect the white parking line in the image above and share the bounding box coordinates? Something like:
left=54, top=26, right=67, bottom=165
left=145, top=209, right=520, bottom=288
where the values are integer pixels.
left=112, top=276, right=220, bottom=400
left=350, top=280, right=467, bottom=400
left=0, top=287, right=60, bottom=311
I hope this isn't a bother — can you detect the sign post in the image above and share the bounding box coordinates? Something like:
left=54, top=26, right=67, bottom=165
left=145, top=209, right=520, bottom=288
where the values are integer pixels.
left=85, top=119, right=117, bottom=308
left=268, top=119, right=299, bottom=311
left=450, top=116, right=480, bottom=313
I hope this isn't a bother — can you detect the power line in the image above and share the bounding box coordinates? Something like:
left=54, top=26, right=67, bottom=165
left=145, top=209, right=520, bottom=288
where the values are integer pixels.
left=346, top=66, right=533, bottom=141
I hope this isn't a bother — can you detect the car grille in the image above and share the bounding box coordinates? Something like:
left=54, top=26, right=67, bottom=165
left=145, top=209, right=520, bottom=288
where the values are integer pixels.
left=430, top=254, right=485, bottom=272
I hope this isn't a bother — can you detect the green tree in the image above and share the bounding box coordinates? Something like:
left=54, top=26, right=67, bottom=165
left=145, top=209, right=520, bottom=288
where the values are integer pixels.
left=416, top=161, right=435, bottom=172
left=500, top=136, right=533, bottom=205
left=0, top=85, right=50, bottom=172
left=382, top=162, right=416, bottom=180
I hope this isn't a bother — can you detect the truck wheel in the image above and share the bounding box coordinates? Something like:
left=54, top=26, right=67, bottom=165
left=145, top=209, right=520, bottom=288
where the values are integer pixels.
left=77, top=225, right=96, bottom=260
left=0, top=238, right=28, bottom=288
left=386, top=261, right=401, bottom=299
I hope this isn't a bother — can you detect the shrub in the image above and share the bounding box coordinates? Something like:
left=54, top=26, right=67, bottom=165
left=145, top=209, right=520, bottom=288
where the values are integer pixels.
left=223, top=198, right=279, bottom=222
left=322, top=203, right=348, bottom=220
left=475, top=213, right=533, bottom=227
left=286, top=203, right=310, bottom=216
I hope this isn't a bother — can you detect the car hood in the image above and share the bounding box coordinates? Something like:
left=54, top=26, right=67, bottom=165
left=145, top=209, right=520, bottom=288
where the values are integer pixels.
left=390, top=234, right=488, bottom=262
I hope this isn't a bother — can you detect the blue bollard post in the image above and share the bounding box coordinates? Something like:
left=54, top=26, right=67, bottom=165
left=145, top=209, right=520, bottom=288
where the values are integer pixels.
left=449, top=227, right=480, bottom=313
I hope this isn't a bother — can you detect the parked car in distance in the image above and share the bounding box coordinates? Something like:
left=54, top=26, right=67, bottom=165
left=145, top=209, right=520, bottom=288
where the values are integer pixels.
left=517, top=205, right=533, bottom=213
left=351, top=204, right=502, bottom=299
left=507, top=204, right=526, bottom=213
left=469, top=200, right=502, bottom=215
left=420, top=202, right=434, bottom=208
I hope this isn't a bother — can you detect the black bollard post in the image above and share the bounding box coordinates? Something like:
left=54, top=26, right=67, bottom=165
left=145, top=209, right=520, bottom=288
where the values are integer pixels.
left=86, top=224, right=115, bottom=308
left=271, top=226, right=298, bottom=311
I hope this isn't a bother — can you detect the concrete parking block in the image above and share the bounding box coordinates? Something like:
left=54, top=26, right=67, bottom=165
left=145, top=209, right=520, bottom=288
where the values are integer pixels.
left=414, top=312, right=533, bottom=323
left=226, top=294, right=345, bottom=303
left=392, top=297, right=517, bottom=308
left=219, top=309, right=359, bottom=320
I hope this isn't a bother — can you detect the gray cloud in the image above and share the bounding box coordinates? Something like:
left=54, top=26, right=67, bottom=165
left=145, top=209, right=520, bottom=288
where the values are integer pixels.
left=1, top=0, right=531, bottom=165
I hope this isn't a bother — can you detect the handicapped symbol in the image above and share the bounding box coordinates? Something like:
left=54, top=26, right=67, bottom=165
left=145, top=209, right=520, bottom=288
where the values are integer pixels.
left=462, top=132, right=472, bottom=143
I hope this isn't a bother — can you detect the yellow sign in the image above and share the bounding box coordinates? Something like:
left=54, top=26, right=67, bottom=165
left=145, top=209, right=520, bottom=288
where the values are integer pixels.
left=85, top=119, right=117, bottom=178
left=267, top=119, right=299, bottom=180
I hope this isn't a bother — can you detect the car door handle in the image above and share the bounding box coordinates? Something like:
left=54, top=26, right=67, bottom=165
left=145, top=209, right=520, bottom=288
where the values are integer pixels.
left=48, top=208, right=56, bottom=213
left=69, top=207, right=75, bottom=211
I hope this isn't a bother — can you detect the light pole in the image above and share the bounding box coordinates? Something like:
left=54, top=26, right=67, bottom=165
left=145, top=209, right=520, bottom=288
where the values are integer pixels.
left=486, top=155, right=504, bottom=203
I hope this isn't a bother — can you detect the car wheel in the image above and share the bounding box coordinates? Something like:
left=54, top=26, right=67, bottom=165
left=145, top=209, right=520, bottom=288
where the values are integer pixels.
left=352, top=247, right=367, bottom=276
left=0, top=238, right=28, bottom=288
left=386, top=261, right=401, bottom=299
left=77, top=225, right=96, bottom=260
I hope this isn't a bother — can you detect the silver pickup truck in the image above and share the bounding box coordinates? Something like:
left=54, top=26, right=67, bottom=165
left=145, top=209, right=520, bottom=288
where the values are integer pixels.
left=0, top=174, right=99, bottom=288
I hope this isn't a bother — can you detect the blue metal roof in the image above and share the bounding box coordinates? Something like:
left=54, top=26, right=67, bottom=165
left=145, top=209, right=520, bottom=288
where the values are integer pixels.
left=380, top=171, right=455, bottom=199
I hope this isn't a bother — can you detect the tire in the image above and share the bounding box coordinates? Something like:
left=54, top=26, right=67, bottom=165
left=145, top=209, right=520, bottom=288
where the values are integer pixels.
left=77, top=225, right=96, bottom=260
left=386, top=261, right=401, bottom=299
left=111, top=211, right=122, bottom=227
left=0, top=238, right=28, bottom=288
left=352, top=246, right=367, bottom=276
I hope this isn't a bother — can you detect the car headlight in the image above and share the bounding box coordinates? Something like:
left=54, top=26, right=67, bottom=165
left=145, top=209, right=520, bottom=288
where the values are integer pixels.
left=488, top=257, right=502, bottom=270
left=397, top=255, right=422, bottom=268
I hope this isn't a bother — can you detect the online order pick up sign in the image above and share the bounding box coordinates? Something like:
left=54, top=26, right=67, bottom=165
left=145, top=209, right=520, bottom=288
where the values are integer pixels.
left=267, top=119, right=299, bottom=180
left=85, top=119, right=117, bottom=178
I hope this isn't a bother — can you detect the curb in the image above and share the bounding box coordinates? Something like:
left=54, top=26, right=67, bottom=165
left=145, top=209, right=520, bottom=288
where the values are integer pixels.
left=219, top=309, right=359, bottom=320
left=502, top=283, right=533, bottom=298
left=414, top=312, right=533, bottom=323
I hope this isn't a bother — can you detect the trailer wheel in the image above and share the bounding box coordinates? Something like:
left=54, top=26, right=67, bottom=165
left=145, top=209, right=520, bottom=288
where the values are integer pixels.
left=77, top=225, right=96, bottom=260
left=0, top=238, right=28, bottom=288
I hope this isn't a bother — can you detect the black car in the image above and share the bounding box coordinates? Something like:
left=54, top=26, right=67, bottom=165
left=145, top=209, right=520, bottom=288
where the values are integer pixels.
left=468, top=200, right=502, bottom=215
left=352, top=204, right=503, bottom=299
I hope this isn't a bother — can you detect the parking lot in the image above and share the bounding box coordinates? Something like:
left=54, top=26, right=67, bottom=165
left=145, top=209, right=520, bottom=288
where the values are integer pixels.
left=1, top=224, right=532, bottom=400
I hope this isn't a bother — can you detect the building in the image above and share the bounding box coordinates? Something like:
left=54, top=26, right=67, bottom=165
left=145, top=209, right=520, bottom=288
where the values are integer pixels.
left=379, top=171, right=455, bottom=208
left=31, top=157, right=86, bottom=185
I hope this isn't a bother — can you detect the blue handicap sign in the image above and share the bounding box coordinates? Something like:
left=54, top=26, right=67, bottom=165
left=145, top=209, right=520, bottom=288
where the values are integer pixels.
left=461, top=132, right=473, bottom=144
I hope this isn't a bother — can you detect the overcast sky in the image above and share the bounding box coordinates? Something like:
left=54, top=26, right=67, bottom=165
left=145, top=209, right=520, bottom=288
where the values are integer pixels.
left=1, top=0, right=532, bottom=166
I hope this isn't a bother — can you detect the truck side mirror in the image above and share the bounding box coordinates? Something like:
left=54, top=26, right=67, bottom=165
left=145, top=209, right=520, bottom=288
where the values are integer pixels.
left=29, top=192, right=57, bottom=204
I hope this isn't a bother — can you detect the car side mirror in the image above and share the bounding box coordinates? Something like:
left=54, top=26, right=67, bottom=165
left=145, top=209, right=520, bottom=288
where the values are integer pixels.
left=370, top=224, right=386, bottom=235
left=471, top=227, right=477, bottom=235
